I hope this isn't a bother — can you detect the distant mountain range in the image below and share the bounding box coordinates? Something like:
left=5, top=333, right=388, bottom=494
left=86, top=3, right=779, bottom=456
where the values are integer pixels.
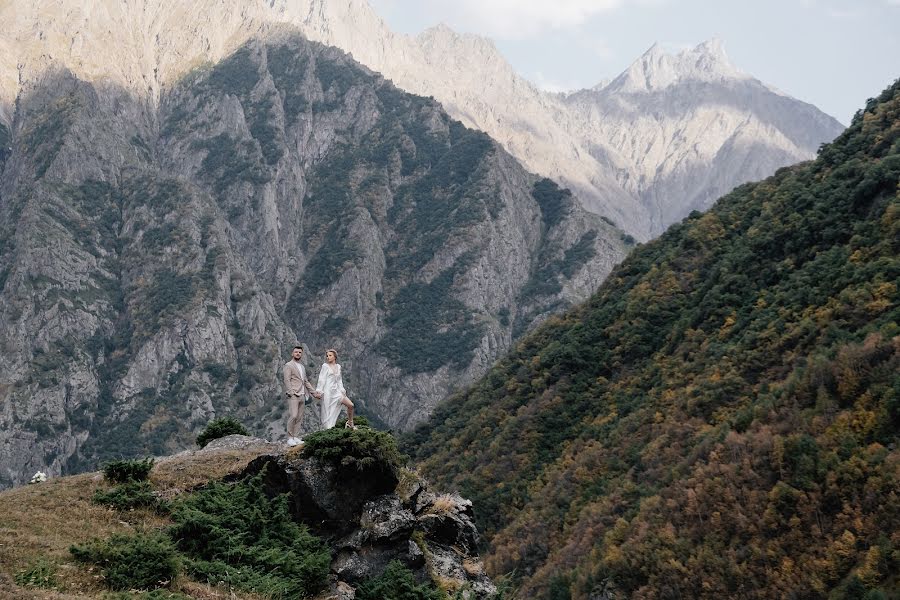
left=1, top=0, right=844, bottom=240
left=406, top=80, right=900, bottom=599
left=0, top=0, right=847, bottom=488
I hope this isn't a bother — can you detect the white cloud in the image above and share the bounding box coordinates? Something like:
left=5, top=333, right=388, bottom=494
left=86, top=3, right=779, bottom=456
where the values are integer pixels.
left=419, top=0, right=624, bottom=39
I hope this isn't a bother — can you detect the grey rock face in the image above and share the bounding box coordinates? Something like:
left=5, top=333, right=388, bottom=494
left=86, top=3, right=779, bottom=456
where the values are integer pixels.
left=0, top=35, right=627, bottom=488
left=243, top=447, right=496, bottom=597
left=561, top=43, right=845, bottom=236
left=245, top=453, right=398, bottom=529
left=360, top=495, right=416, bottom=542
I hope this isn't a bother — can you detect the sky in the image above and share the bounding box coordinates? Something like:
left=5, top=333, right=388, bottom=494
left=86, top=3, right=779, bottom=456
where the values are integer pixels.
left=370, top=0, right=900, bottom=125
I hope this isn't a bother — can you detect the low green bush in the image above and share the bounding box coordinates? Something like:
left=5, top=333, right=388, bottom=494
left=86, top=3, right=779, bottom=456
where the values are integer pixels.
left=168, top=469, right=329, bottom=598
left=92, top=481, right=168, bottom=513
left=302, top=422, right=406, bottom=476
left=102, top=457, right=155, bottom=483
left=195, top=416, right=249, bottom=448
left=70, top=532, right=180, bottom=591
left=356, top=561, right=443, bottom=600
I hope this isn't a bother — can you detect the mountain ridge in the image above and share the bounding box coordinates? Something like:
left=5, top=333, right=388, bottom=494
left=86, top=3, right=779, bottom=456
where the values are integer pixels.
left=405, top=79, right=900, bottom=599
left=0, top=0, right=844, bottom=239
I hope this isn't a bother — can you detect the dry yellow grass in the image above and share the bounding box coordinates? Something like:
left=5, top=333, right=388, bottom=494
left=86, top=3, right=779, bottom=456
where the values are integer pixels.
left=0, top=443, right=279, bottom=598
left=0, top=472, right=166, bottom=597
left=151, top=445, right=275, bottom=498
left=428, top=494, right=458, bottom=516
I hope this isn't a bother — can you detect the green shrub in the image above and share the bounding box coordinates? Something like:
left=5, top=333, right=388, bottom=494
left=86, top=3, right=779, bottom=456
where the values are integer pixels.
left=168, top=470, right=329, bottom=598
left=102, top=457, right=155, bottom=484
left=356, top=560, right=443, bottom=600
left=302, top=423, right=405, bottom=476
left=195, top=416, right=250, bottom=448
left=14, top=557, right=57, bottom=589
left=70, top=532, right=180, bottom=591
left=92, top=481, right=168, bottom=513
left=531, top=178, right=572, bottom=229
left=377, top=264, right=485, bottom=374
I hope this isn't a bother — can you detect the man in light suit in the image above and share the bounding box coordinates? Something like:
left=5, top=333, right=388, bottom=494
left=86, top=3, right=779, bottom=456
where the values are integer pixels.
left=283, top=345, right=322, bottom=446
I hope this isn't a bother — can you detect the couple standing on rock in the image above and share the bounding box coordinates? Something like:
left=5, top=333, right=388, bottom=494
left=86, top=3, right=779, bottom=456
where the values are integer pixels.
left=282, top=345, right=357, bottom=447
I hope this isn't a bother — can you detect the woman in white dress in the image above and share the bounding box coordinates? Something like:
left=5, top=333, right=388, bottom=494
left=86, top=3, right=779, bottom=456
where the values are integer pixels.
left=316, top=349, right=357, bottom=429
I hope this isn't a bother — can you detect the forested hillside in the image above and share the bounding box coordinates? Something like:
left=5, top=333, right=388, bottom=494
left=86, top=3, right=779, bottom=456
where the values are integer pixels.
left=406, top=81, right=900, bottom=599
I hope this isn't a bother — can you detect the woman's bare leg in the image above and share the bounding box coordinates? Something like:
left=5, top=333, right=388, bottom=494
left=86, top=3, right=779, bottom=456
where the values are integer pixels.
left=341, top=396, right=355, bottom=428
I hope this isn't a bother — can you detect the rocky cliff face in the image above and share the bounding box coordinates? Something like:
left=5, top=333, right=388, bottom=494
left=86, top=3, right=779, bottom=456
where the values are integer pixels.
left=0, top=1, right=843, bottom=242
left=562, top=40, right=846, bottom=235
left=237, top=435, right=497, bottom=598
left=0, top=34, right=627, bottom=488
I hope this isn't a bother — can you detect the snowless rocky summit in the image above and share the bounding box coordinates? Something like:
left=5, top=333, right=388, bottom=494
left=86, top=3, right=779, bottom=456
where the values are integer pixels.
left=1, top=0, right=843, bottom=239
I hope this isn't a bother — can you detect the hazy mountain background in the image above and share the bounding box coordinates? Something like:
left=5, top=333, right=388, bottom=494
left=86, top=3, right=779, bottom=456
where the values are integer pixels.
left=1, top=0, right=843, bottom=241
left=406, top=81, right=900, bottom=599
left=0, top=0, right=848, bottom=490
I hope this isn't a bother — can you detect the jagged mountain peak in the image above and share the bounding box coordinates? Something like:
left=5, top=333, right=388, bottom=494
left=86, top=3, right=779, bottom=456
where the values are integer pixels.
left=416, top=23, right=508, bottom=67
left=608, top=37, right=747, bottom=94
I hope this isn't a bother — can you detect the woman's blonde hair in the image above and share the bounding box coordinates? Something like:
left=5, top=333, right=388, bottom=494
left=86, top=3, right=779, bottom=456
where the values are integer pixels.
left=326, top=348, right=338, bottom=361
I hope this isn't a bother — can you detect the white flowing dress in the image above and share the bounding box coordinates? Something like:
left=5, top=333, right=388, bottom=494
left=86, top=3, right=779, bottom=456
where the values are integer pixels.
left=316, top=362, right=346, bottom=429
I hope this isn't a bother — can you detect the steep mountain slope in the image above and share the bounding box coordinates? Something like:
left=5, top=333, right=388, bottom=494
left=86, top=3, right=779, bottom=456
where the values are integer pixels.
left=406, top=81, right=900, bottom=599
left=0, top=1, right=843, bottom=240
left=563, top=40, right=845, bottom=236
left=0, top=35, right=627, bottom=488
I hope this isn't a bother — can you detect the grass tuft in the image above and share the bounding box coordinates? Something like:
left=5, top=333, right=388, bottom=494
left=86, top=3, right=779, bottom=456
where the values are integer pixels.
left=13, top=557, right=57, bottom=589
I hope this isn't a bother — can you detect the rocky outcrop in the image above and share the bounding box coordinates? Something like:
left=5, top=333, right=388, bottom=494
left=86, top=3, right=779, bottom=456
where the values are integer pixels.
left=237, top=437, right=496, bottom=598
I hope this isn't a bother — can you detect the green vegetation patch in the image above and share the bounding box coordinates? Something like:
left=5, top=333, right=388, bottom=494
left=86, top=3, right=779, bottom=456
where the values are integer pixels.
left=520, top=230, right=598, bottom=301
left=102, top=457, right=155, bottom=483
left=92, top=481, right=167, bottom=513
left=168, top=470, right=330, bottom=598
left=206, top=47, right=259, bottom=97
left=378, top=260, right=485, bottom=374
left=531, top=178, right=573, bottom=229
left=302, top=424, right=406, bottom=478
left=20, top=92, right=81, bottom=178
left=14, top=557, right=57, bottom=590
left=70, top=532, right=180, bottom=591
left=385, top=122, right=495, bottom=276
left=356, top=560, right=444, bottom=600
left=267, top=44, right=311, bottom=121
left=195, top=416, right=249, bottom=448
left=193, top=133, right=270, bottom=193
left=130, top=268, right=196, bottom=344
